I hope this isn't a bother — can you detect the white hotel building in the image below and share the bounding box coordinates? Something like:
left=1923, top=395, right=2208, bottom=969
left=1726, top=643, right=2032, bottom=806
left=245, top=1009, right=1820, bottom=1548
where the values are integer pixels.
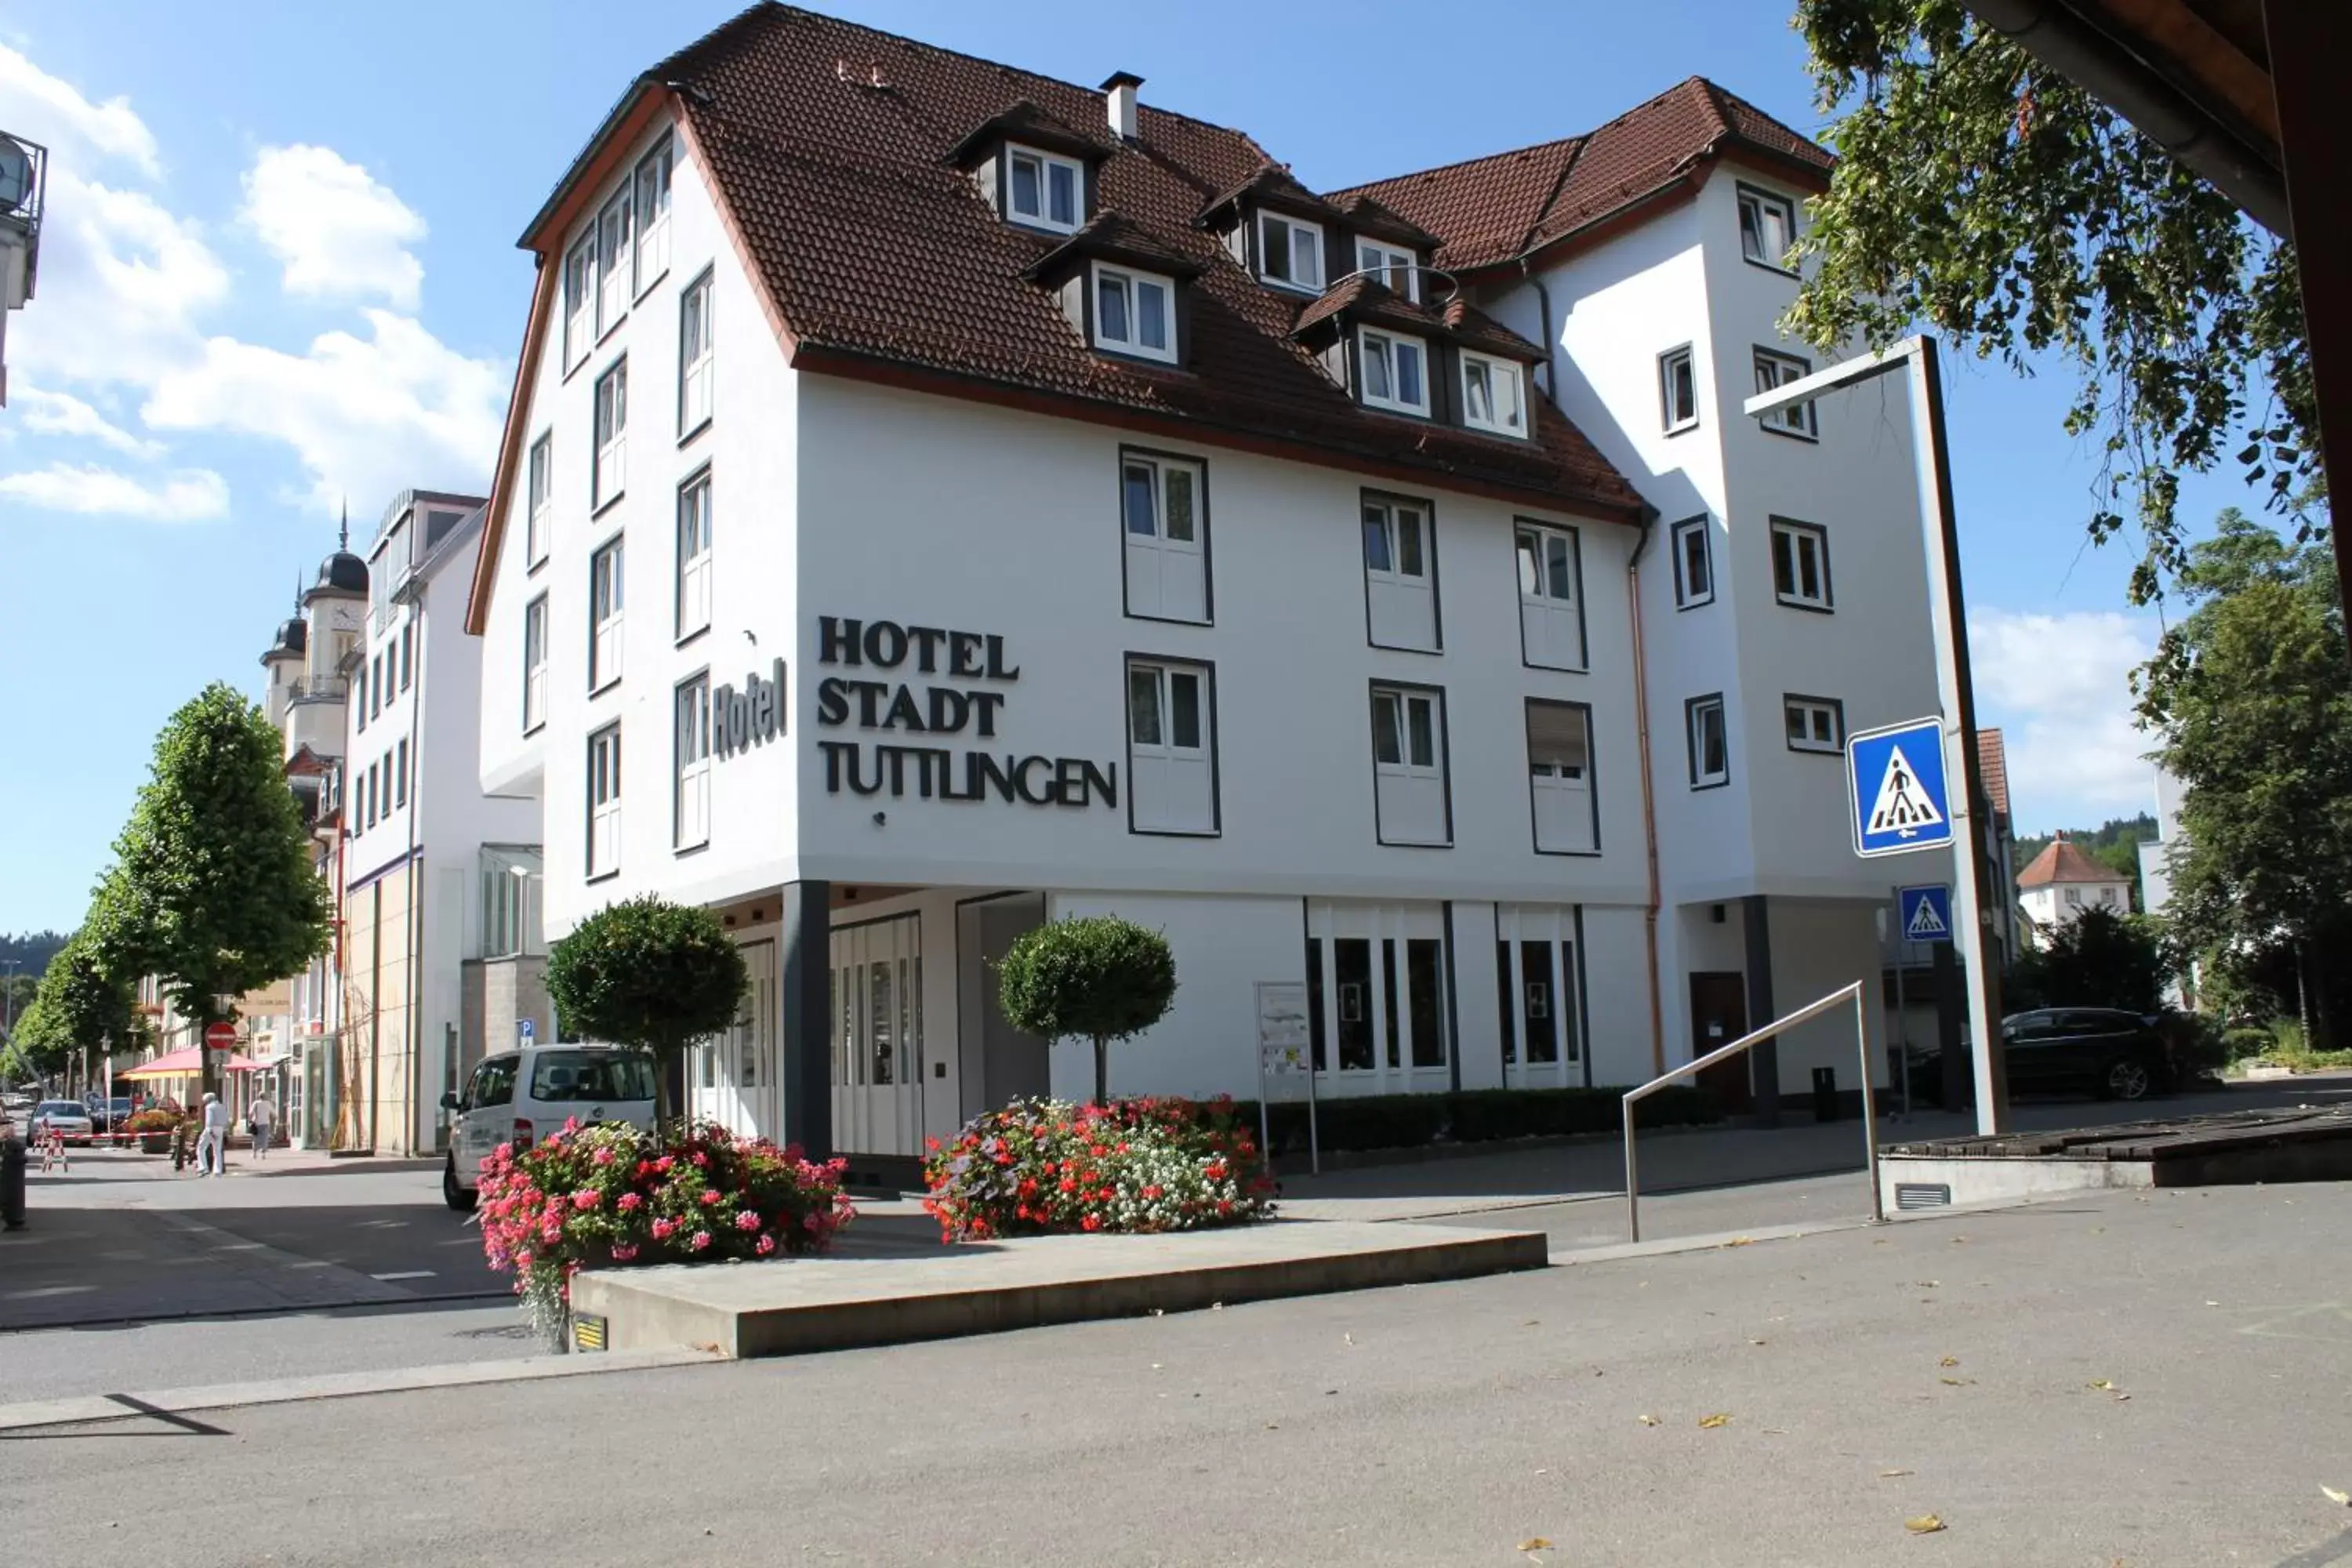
left=466, top=5, right=1952, bottom=1171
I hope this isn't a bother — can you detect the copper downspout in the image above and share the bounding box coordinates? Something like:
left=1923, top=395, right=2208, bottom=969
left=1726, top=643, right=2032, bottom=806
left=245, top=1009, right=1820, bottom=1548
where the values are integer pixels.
left=1626, top=506, right=1667, bottom=1077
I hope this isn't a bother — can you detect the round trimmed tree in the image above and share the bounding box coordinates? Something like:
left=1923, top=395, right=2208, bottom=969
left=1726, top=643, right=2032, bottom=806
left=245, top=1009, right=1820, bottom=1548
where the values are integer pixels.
left=546, top=895, right=748, bottom=1124
left=995, top=916, right=1177, bottom=1106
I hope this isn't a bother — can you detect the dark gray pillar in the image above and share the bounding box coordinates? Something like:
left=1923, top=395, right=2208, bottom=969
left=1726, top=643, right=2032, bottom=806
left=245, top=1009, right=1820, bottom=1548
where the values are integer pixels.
left=780, top=879, right=833, bottom=1159
left=1742, top=895, right=1779, bottom=1126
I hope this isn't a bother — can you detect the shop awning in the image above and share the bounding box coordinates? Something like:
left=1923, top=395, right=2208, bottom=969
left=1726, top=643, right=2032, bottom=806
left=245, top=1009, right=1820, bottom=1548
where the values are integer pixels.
left=118, top=1048, right=263, bottom=1080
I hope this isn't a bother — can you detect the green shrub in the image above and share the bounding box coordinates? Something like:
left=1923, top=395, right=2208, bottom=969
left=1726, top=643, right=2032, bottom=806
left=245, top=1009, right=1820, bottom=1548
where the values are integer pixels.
left=921, top=1096, right=1272, bottom=1240
left=2222, top=1025, right=2278, bottom=1061
left=996, top=916, right=1177, bottom=1105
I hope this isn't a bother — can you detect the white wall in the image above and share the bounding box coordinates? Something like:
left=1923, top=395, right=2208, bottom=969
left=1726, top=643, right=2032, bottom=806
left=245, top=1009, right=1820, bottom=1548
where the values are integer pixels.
left=1764, top=897, right=1887, bottom=1097
left=790, top=376, right=1648, bottom=908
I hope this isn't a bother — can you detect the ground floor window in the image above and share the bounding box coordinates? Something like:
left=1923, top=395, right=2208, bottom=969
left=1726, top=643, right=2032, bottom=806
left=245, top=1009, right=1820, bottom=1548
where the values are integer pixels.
left=1304, top=902, right=1449, bottom=1087
left=1494, top=906, right=1582, bottom=1087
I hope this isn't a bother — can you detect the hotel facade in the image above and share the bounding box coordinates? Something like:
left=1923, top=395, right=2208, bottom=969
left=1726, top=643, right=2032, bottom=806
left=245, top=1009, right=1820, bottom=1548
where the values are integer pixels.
left=467, top=5, right=1955, bottom=1172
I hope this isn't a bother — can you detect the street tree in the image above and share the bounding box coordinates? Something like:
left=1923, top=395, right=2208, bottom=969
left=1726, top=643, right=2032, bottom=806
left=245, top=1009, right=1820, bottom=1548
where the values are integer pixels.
left=995, top=916, right=1177, bottom=1106
left=2011, top=907, right=2165, bottom=1015
left=2137, top=511, right=2352, bottom=1046
left=22, top=931, right=140, bottom=1065
left=545, top=895, right=748, bottom=1123
left=104, top=684, right=332, bottom=1100
left=1788, top=0, right=2317, bottom=605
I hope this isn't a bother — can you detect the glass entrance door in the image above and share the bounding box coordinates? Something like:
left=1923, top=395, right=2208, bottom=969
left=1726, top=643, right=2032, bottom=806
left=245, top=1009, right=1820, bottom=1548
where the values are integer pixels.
left=830, top=914, right=924, bottom=1156
left=1495, top=905, right=1582, bottom=1089
left=691, top=938, right=774, bottom=1139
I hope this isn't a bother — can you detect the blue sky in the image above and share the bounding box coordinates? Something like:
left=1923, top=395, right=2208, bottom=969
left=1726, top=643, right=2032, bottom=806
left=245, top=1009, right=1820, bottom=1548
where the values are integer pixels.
left=0, top=0, right=2248, bottom=932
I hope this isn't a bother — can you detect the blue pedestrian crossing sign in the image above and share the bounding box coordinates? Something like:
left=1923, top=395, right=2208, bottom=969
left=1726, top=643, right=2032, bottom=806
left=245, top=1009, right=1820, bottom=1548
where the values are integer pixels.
left=1897, top=884, right=1954, bottom=944
left=1846, top=715, right=1953, bottom=858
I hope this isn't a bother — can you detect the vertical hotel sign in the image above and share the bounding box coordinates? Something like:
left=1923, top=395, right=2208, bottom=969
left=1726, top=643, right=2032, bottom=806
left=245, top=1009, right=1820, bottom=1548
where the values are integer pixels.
left=811, top=616, right=1117, bottom=809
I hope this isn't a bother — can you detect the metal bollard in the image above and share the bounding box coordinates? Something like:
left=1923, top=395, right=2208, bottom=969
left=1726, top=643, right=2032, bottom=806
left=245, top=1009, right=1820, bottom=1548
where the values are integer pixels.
left=2, top=1132, right=27, bottom=1229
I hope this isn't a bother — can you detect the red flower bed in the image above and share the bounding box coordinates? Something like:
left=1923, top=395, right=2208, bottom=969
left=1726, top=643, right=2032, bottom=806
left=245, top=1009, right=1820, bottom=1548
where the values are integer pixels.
left=477, top=1119, right=853, bottom=1337
left=920, top=1096, right=1274, bottom=1242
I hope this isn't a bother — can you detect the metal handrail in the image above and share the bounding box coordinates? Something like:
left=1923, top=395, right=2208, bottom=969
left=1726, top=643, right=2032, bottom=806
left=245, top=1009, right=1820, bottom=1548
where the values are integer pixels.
left=1621, top=980, right=1881, bottom=1242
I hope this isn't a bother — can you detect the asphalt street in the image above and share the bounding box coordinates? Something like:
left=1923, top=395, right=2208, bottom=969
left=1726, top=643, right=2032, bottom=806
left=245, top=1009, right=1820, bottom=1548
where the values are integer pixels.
left=5, top=1180, right=2348, bottom=1567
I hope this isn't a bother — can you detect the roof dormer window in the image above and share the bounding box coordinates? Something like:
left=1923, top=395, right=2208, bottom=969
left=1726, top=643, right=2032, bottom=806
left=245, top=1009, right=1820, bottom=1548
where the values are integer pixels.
left=1007, top=144, right=1083, bottom=232
left=1461, top=350, right=1527, bottom=437
left=1356, top=240, right=1417, bottom=302
left=1358, top=327, right=1428, bottom=416
left=1258, top=210, right=1325, bottom=292
left=1092, top=263, right=1176, bottom=363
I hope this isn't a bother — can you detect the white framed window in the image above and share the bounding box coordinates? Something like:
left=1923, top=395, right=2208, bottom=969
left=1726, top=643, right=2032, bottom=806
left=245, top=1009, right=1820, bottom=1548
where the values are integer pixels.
left=1005, top=144, right=1082, bottom=231
left=676, top=470, right=713, bottom=639
left=1461, top=351, right=1528, bottom=437
left=1686, top=695, right=1729, bottom=789
left=1120, top=451, right=1207, bottom=622
left=354, top=667, right=367, bottom=731
left=526, top=433, right=552, bottom=567
left=1784, top=695, right=1844, bottom=754
left=1737, top=185, right=1798, bottom=270
left=1514, top=522, right=1584, bottom=670
left=2065, top=887, right=2082, bottom=908
left=1361, top=493, right=1438, bottom=651
left=678, top=271, right=713, bottom=433
left=370, top=655, right=383, bottom=717
left=1356, top=240, right=1416, bottom=299
left=522, top=595, right=549, bottom=733
left=398, top=625, right=412, bottom=691
left=1127, top=658, right=1217, bottom=836
left=1671, top=516, right=1714, bottom=608
left=394, top=738, right=409, bottom=808
left=633, top=137, right=673, bottom=293
left=1092, top=263, right=1175, bottom=362
left=590, top=536, right=624, bottom=691
left=1526, top=699, right=1597, bottom=855
left=586, top=724, right=622, bottom=878
left=593, top=358, right=627, bottom=508
left=673, top=673, right=711, bottom=851
left=1257, top=210, right=1324, bottom=291
left=1659, top=344, right=1698, bottom=433
left=1769, top=517, right=1833, bottom=610
left=365, top=762, right=378, bottom=829
left=561, top=234, right=593, bottom=369
left=1370, top=684, right=1449, bottom=847
left=595, top=190, right=633, bottom=334
left=1753, top=348, right=1816, bottom=437
left=1357, top=328, right=1428, bottom=416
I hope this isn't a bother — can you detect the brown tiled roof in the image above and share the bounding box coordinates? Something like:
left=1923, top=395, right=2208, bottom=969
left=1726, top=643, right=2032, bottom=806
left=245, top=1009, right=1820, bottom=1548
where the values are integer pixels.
left=610, top=5, right=1642, bottom=520
left=1331, top=76, right=1833, bottom=273
left=2016, top=838, right=2125, bottom=889
left=1327, top=192, right=1442, bottom=250
left=1976, top=728, right=2012, bottom=818
left=1198, top=163, right=1351, bottom=230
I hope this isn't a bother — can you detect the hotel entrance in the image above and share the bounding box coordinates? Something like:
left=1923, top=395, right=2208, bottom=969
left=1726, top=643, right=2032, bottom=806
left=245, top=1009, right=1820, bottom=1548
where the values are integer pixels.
left=829, top=913, right=925, bottom=1157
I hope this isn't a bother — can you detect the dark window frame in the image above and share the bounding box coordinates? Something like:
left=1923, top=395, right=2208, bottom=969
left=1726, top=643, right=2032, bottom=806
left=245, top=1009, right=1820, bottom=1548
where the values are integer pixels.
left=1358, top=488, right=1443, bottom=655
left=1782, top=692, right=1846, bottom=755
left=1367, top=677, right=1454, bottom=849
left=1121, top=651, right=1222, bottom=840
left=1116, top=445, right=1215, bottom=626
left=1686, top=693, right=1730, bottom=790
left=1670, top=515, right=1714, bottom=609
left=1524, top=696, right=1601, bottom=858
left=1768, top=516, right=1835, bottom=612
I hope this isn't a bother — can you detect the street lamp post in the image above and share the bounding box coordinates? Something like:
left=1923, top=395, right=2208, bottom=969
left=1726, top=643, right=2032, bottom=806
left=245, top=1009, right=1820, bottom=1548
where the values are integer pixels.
left=1744, top=335, right=2010, bottom=1135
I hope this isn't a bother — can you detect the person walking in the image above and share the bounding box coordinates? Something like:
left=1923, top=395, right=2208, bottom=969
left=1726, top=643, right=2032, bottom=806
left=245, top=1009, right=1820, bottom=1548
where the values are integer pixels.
left=196, top=1091, right=229, bottom=1178
left=248, top=1091, right=277, bottom=1160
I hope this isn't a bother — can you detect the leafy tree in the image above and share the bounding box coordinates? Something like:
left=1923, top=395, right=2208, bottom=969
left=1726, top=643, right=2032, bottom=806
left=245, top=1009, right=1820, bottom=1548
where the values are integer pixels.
left=545, top=896, right=748, bottom=1123
left=27, top=931, right=138, bottom=1058
left=995, top=916, right=1177, bottom=1105
left=103, top=684, right=332, bottom=1099
left=2011, top=906, right=2165, bottom=1014
left=1789, top=1, right=2317, bottom=604
left=2137, top=512, right=2352, bottom=1047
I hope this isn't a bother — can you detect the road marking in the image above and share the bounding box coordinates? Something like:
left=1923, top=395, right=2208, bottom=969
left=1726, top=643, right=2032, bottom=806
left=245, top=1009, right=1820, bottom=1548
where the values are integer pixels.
left=0, top=1347, right=724, bottom=1432
left=368, top=1270, right=437, bottom=1282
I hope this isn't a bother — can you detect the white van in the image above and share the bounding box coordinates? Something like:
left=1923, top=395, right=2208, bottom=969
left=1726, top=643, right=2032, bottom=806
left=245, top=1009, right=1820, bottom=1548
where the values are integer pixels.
left=441, top=1045, right=659, bottom=1211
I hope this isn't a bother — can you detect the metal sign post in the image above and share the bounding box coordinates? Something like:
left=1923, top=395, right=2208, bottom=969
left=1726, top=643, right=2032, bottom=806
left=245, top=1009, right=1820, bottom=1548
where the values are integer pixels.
left=1748, top=336, right=2009, bottom=1134
left=1254, top=981, right=1316, bottom=1176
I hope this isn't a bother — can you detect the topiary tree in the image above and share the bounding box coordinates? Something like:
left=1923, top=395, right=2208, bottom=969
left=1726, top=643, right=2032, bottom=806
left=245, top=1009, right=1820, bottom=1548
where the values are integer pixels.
left=995, top=916, right=1177, bottom=1106
left=546, top=895, right=748, bottom=1124
left=103, top=684, right=332, bottom=1102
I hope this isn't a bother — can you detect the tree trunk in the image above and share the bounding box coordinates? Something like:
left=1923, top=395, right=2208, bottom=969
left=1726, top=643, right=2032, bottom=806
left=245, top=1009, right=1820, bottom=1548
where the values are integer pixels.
left=198, top=1011, right=223, bottom=1106
left=2296, top=940, right=2318, bottom=1052
left=1092, top=1036, right=1109, bottom=1108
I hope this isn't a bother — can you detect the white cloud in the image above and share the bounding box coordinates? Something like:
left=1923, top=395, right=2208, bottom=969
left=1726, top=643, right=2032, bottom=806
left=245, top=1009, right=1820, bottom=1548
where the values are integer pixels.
left=1969, top=608, right=2160, bottom=827
left=13, top=171, right=227, bottom=388
left=142, top=310, right=503, bottom=511
left=13, top=382, right=162, bottom=457
left=0, top=42, right=161, bottom=178
left=0, top=461, right=227, bottom=521
left=241, top=144, right=426, bottom=310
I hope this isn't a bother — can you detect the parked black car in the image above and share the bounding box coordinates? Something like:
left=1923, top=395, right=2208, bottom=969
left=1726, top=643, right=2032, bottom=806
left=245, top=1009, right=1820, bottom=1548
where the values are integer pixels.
left=1910, top=1008, right=2176, bottom=1104
left=82, top=1096, right=136, bottom=1133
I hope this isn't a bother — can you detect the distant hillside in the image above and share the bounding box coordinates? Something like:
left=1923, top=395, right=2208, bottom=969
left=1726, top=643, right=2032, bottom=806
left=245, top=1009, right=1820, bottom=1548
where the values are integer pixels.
left=0, top=930, right=67, bottom=976
left=2015, top=814, right=2158, bottom=891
